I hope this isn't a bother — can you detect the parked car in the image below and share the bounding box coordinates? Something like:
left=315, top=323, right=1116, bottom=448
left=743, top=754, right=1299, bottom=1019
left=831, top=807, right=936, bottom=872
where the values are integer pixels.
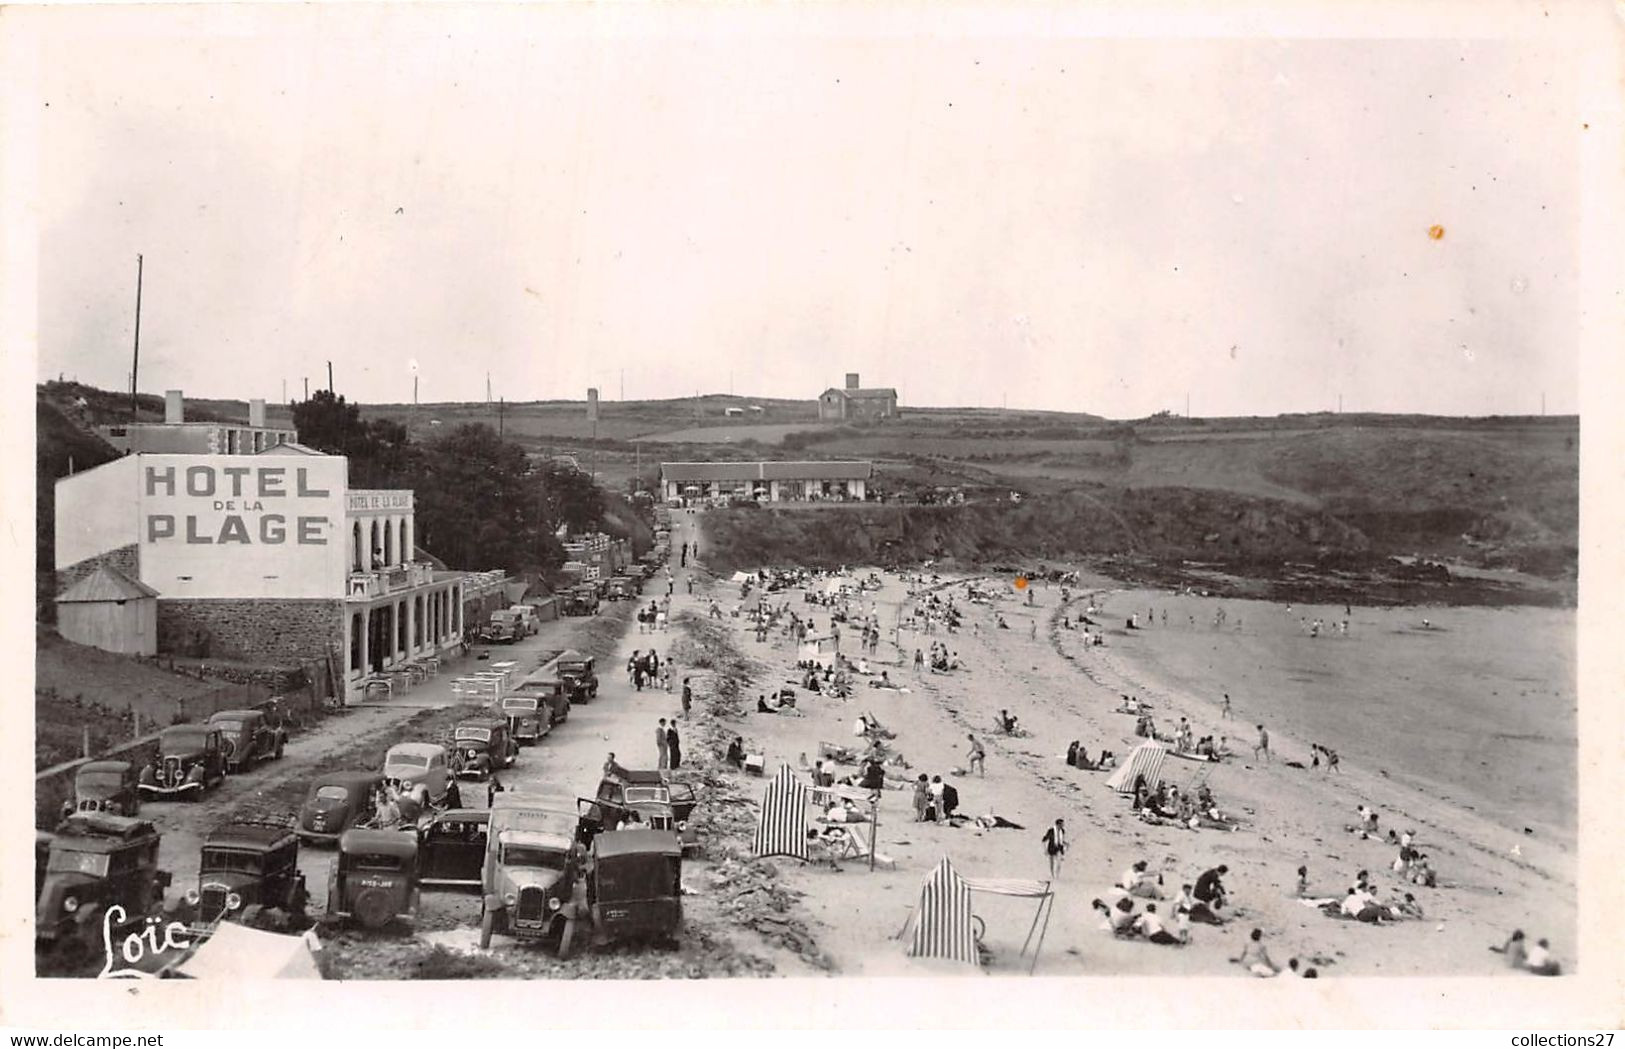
left=383, top=742, right=458, bottom=808
left=183, top=820, right=307, bottom=933
left=577, top=771, right=699, bottom=855
left=207, top=708, right=288, bottom=773
left=553, top=651, right=599, bottom=704
left=484, top=610, right=524, bottom=644
left=507, top=604, right=540, bottom=636
left=560, top=586, right=599, bottom=617
left=36, top=813, right=171, bottom=950
left=499, top=695, right=548, bottom=745
left=603, top=577, right=636, bottom=601
left=325, top=829, right=421, bottom=930
left=560, top=828, right=683, bottom=958
left=450, top=717, right=516, bottom=780
left=36, top=830, right=54, bottom=901
left=70, top=760, right=141, bottom=817
left=139, top=724, right=228, bottom=799
left=478, top=795, right=584, bottom=950
left=297, top=771, right=384, bottom=843
left=509, top=675, right=570, bottom=727
left=417, top=809, right=490, bottom=889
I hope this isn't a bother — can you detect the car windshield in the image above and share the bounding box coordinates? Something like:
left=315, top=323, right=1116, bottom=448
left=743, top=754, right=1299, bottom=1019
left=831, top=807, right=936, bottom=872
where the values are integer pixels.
left=501, top=845, right=569, bottom=871
left=314, top=784, right=352, bottom=801
left=503, top=700, right=537, bottom=713
left=78, top=772, right=124, bottom=791
left=47, top=851, right=110, bottom=877
left=386, top=753, right=430, bottom=768
left=454, top=727, right=491, bottom=742
left=164, top=728, right=210, bottom=750
left=200, top=848, right=261, bottom=874
left=594, top=856, right=677, bottom=901
left=212, top=720, right=243, bottom=734
left=349, top=853, right=404, bottom=872
left=623, top=787, right=667, bottom=805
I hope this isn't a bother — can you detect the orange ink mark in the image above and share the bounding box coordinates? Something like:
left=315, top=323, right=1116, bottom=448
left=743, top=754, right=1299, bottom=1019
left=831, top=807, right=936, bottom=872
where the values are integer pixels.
left=1428, top=225, right=1446, bottom=240
left=1014, top=576, right=1028, bottom=590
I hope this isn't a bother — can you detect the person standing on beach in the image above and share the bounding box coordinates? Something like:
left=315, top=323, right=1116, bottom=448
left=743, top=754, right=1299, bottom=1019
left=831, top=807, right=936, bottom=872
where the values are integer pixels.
left=914, top=649, right=925, bottom=675
left=1222, top=693, right=1233, bottom=720
left=656, top=718, right=670, bottom=769
left=1253, top=724, right=1270, bottom=763
left=1042, top=818, right=1068, bottom=878
left=681, top=677, right=693, bottom=718
left=666, top=722, right=682, bottom=770
left=967, top=734, right=986, bottom=777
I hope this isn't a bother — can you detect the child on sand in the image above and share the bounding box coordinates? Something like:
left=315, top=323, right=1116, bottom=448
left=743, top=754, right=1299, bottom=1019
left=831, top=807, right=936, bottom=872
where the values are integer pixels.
left=1253, top=724, right=1270, bottom=762
left=1233, top=928, right=1278, bottom=977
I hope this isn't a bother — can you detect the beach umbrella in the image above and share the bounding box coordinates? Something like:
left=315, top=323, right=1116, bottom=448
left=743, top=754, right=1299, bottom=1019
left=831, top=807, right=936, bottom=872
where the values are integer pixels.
left=1106, top=740, right=1168, bottom=794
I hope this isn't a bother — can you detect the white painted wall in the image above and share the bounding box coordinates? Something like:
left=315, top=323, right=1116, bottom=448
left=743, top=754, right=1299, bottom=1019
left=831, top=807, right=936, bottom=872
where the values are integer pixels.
left=55, top=455, right=141, bottom=568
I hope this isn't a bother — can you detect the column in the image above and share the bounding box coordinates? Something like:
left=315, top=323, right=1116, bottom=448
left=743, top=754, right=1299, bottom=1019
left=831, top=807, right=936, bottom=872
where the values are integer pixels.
left=359, top=608, right=370, bottom=678
left=405, top=593, right=416, bottom=656
left=405, top=516, right=415, bottom=564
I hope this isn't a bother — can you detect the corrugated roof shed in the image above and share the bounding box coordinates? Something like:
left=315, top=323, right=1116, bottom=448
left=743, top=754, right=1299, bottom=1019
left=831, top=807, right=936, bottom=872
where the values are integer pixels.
left=58, top=564, right=159, bottom=603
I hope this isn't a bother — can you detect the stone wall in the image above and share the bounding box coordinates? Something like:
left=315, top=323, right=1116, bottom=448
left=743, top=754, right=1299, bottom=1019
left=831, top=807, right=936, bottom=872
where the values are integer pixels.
left=56, top=544, right=140, bottom=595
left=157, top=598, right=345, bottom=666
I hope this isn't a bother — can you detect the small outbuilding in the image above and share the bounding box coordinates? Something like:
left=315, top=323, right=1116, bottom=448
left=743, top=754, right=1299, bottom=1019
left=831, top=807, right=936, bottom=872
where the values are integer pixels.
left=56, top=564, right=158, bottom=656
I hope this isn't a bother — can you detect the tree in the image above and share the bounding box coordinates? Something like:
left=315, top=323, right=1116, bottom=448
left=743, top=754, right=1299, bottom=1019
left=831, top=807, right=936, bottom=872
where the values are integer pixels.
left=413, top=424, right=562, bottom=573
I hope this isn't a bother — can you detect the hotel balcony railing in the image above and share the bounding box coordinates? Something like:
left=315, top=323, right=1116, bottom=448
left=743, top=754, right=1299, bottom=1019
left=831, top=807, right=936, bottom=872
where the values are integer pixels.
left=346, top=562, right=434, bottom=600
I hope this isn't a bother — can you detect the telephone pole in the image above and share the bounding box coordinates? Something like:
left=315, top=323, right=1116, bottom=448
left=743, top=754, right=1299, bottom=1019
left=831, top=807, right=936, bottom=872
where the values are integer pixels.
left=129, top=255, right=143, bottom=418
left=327, top=361, right=334, bottom=394
left=303, top=377, right=309, bottom=401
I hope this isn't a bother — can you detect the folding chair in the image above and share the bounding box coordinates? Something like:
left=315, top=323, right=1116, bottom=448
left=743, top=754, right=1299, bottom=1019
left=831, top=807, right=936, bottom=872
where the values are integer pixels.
left=842, top=823, right=896, bottom=870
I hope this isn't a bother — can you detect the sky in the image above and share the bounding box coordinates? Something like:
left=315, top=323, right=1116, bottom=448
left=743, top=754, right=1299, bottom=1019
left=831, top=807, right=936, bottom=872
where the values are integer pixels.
left=23, top=5, right=1584, bottom=417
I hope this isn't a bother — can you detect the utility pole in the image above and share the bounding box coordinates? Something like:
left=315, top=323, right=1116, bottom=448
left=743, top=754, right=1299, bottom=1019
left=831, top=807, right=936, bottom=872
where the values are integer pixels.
left=414, top=375, right=419, bottom=406
left=1186, top=392, right=1191, bottom=419
left=303, top=377, right=309, bottom=401
left=487, top=373, right=492, bottom=404
left=129, top=255, right=143, bottom=419
left=498, top=397, right=505, bottom=437
left=327, top=361, right=334, bottom=394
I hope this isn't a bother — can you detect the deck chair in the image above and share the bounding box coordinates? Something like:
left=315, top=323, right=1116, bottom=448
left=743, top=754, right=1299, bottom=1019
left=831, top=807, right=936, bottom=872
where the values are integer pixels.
left=818, top=741, right=857, bottom=763
left=840, top=823, right=896, bottom=869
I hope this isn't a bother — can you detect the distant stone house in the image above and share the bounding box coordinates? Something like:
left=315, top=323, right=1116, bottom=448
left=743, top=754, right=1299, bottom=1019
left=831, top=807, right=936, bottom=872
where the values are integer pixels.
left=818, top=373, right=898, bottom=422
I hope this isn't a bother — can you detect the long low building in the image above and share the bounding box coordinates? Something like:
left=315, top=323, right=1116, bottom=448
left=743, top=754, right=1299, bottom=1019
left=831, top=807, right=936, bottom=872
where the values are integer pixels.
left=660, top=461, right=872, bottom=503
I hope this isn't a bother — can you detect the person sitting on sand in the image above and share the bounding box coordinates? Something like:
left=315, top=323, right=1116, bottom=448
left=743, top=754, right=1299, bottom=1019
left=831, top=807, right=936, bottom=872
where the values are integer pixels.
left=1233, top=928, right=1279, bottom=977
left=1065, top=741, right=1081, bottom=768
left=1392, top=892, right=1424, bottom=920
left=1107, top=896, right=1139, bottom=936
left=1294, top=865, right=1310, bottom=898
left=1491, top=929, right=1529, bottom=969
left=1172, top=883, right=1222, bottom=926
left=758, top=695, right=777, bottom=714
left=1133, top=903, right=1185, bottom=946
left=726, top=738, right=747, bottom=769
left=1523, top=938, right=1562, bottom=976
left=1340, top=885, right=1388, bottom=923
left=1120, top=860, right=1164, bottom=899
left=1194, top=865, right=1230, bottom=911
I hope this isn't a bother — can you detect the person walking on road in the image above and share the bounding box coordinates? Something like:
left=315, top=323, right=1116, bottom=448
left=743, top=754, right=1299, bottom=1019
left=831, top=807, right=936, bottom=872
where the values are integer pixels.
left=1042, top=818, right=1068, bottom=878
left=656, top=719, right=670, bottom=769
left=666, top=722, right=682, bottom=770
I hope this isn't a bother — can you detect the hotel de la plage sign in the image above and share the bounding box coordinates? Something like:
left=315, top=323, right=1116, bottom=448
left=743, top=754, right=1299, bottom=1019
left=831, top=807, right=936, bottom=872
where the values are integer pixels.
left=346, top=490, right=414, bottom=513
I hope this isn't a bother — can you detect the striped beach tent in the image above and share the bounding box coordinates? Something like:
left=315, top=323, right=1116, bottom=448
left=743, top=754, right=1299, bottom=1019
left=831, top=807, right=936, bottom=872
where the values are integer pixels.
left=905, top=857, right=978, bottom=966
left=1105, top=739, right=1168, bottom=794
left=752, top=764, right=810, bottom=860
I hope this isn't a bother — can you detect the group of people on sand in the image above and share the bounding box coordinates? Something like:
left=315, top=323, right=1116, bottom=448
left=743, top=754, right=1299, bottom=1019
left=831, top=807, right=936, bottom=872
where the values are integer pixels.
left=1492, top=929, right=1562, bottom=976
left=1131, top=777, right=1241, bottom=832
left=1064, top=740, right=1116, bottom=772
left=1088, top=861, right=1231, bottom=948
left=626, top=648, right=669, bottom=692
left=924, top=641, right=963, bottom=673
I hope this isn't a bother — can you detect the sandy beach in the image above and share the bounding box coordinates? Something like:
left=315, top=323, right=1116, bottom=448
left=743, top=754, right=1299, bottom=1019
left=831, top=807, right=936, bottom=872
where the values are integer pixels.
left=703, top=566, right=1577, bottom=977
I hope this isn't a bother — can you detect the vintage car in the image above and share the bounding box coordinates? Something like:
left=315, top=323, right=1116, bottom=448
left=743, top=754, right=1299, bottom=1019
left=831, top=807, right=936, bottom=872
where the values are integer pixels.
left=450, top=717, right=516, bottom=780
left=207, top=708, right=287, bottom=773
left=71, top=760, right=141, bottom=816
left=36, top=813, right=171, bottom=949
left=483, top=609, right=525, bottom=644
left=498, top=695, right=549, bottom=745
left=508, top=674, right=570, bottom=727
left=417, top=808, right=490, bottom=889
left=560, top=586, right=599, bottom=617
left=297, top=770, right=384, bottom=843
left=184, top=820, right=307, bottom=932
left=559, top=828, right=684, bottom=957
left=383, top=742, right=458, bottom=808
left=325, top=829, right=421, bottom=929
left=36, top=830, right=54, bottom=900
left=478, top=795, right=584, bottom=950
left=553, top=651, right=599, bottom=704
left=602, top=577, right=636, bottom=602
left=139, top=724, right=229, bottom=799
left=577, top=770, right=700, bottom=855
